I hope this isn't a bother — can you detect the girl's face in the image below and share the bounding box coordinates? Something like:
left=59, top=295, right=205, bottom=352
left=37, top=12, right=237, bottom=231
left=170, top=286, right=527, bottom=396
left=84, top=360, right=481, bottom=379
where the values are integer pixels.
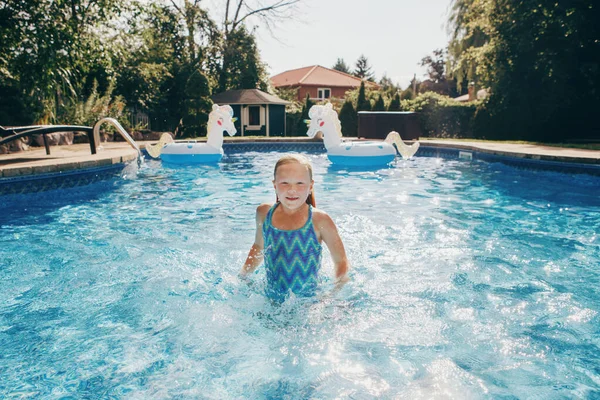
left=273, top=162, right=313, bottom=210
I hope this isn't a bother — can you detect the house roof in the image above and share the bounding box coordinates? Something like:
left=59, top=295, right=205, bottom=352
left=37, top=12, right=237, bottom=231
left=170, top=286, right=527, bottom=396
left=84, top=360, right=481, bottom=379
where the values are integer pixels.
left=271, top=65, right=380, bottom=89
left=211, top=89, right=290, bottom=105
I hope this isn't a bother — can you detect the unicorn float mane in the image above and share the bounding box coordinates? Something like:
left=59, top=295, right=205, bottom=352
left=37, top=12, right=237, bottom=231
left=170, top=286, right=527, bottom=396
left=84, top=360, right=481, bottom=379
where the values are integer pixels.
left=307, top=103, right=343, bottom=149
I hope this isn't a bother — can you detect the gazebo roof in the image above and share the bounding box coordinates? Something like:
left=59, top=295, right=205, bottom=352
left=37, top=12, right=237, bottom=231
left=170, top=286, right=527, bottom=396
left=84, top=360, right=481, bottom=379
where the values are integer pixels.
left=211, top=89, right=290, bottom=105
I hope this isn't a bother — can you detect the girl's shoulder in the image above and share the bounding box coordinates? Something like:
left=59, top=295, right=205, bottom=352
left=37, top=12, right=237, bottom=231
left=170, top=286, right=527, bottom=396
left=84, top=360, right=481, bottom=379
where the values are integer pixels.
left=256, top=203, right=274, bottom=220
left=311, top=207, right=335, bottom=228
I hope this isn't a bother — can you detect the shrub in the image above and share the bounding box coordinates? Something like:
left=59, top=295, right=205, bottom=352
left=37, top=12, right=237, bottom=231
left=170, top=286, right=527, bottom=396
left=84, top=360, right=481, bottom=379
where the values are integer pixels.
left=373, top=95, right=385, bottom=111
left=401, top=91, right=479, bottom=138
left=339, top=100, right=357, bottom=137
left=68, top=80, right=129, bottom=129
left=388, top=93, right=401, bottom=111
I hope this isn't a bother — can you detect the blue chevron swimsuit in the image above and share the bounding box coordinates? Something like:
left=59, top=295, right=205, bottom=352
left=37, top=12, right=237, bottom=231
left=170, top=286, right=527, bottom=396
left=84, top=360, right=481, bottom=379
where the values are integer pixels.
left=262, top=203, right=322, bottom=299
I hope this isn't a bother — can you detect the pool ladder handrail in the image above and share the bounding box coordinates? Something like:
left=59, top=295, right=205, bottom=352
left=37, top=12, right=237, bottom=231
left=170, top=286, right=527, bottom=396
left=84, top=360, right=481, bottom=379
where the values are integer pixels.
left=93, top=118, right=142, bottom=166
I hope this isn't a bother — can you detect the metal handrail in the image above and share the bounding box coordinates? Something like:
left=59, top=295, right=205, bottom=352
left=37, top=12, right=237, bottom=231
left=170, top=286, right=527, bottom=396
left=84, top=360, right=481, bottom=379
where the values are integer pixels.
left=93, top=118, right=142, bottom=166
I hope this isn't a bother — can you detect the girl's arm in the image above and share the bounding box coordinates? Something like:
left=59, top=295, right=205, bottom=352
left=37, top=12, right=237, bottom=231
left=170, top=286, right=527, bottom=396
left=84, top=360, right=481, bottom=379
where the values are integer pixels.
left=240, top=204, right=269, bottom=277
left=316, top=212, right=350, bottom=287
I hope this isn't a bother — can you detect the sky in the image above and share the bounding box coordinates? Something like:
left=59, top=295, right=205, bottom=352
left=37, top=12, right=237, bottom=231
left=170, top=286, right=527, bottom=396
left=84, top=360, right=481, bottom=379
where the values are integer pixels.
left=251, top=0, right=455, bottom=89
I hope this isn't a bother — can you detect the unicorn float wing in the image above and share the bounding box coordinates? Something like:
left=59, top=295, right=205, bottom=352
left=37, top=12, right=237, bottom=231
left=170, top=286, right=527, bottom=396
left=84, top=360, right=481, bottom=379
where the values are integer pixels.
left=306, top=103, right=419, bottom=167
left=146, top=104, right=237, bottom=164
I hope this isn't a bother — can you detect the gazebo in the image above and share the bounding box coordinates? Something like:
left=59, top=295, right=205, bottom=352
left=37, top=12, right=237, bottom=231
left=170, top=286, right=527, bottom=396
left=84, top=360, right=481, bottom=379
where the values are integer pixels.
left=211, top=89, right=290, bottom=137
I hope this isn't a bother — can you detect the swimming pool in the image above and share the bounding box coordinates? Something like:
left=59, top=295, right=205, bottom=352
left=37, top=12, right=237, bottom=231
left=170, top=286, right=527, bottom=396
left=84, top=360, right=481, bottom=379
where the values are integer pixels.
left=1, top=151, right=599, bottom=398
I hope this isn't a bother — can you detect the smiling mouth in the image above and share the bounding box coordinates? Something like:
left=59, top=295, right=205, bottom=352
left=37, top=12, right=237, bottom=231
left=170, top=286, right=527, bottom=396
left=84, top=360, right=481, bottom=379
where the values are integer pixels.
left=286, top=197, right=299, bottom=201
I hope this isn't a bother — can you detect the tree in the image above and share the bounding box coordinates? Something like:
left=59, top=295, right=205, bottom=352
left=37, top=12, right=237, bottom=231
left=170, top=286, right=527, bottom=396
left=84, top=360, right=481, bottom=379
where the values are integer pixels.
left=339, top=101, right=357, bottom=137
left=218, top=26, right=269, bottom=91
left=420, top=49, right=446, bottom=83
left=378, top=74, right=400, bottom=96
left=0, top=0, right=129, bottom=123
left=373, top=95, right=385, bottom=111
left=356, top=81, right=371, bottom=112
left=296, top=93, right=314, bottom=136
left=219, top=0, right=300, bottom=91
left=166, top=0, right=217, bottom=65
left=419, top=48, right=458, bottom=97
left=180, top=69, right=213, bottom=137
left=447, top=0, right=492, bottom=90
left=388, top=93, right=401, bottom=111
left=448, top=0, right=600, bottom=140
left=353, top=55, right=375, bottom=81
left=332, top=58, right=351, bottom=74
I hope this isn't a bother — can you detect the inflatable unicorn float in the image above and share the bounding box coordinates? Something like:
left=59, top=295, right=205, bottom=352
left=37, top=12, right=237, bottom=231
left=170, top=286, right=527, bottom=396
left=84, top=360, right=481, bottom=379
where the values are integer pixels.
left=306, top=103, right=420, bottom=167
left=146, top=104, right=237, bottom=163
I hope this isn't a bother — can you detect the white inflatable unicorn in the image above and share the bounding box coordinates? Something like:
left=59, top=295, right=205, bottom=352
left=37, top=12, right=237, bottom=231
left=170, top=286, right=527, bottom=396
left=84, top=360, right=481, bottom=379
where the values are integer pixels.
left=146, top=104, right=237, bottom=164
left=306, top=103, right=419, bottom=166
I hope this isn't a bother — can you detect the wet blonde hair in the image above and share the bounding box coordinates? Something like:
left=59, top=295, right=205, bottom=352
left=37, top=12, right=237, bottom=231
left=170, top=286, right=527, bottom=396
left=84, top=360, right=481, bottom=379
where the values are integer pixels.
left=273, top=154, right=316, bottom=207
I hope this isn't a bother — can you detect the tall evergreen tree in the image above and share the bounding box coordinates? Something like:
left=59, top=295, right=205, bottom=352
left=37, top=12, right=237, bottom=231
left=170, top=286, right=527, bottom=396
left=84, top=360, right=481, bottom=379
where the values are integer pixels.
left=339, top=100, right=357, bottom=137
left=297, top=93, right=314, bottom=136
left=332, top=58, right=351, bottom=74
left=373, top=95, right=385, bottom=111
left=353, top=55, right=375, bottom=81
left=388, top=93, right=401, bottom=111
left=356, top=81, right=371, bottom=112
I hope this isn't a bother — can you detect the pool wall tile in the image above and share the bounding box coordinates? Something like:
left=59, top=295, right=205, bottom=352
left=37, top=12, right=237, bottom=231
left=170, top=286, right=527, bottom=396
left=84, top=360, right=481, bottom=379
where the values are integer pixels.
left=0, top=164, right=126, bottom=196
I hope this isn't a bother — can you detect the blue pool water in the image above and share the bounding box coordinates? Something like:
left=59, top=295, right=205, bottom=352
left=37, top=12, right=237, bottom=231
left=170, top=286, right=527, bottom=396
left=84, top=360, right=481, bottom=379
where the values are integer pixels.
left=1, top=152, right=600, bottom=398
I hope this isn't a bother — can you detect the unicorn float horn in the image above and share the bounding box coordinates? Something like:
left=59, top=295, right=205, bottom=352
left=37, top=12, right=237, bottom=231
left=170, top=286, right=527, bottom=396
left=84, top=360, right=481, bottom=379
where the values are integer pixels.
left=384, top=131, right=420, bottom=159
left=146, top=133, right=175, bottom=159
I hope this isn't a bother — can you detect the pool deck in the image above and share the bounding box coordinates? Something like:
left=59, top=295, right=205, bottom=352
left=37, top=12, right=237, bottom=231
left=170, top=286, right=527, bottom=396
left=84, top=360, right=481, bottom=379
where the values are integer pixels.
left=0, top=138, right=599, bottom=178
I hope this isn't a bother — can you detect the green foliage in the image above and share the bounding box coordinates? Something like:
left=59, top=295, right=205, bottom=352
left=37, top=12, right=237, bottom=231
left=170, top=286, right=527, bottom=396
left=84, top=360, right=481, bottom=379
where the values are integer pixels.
left=419, top=48, right=459, bottom=97
left=378, top=74, right=401, bottom=98
left=0, top=81, right=31, bottom=125
left=274, top=87, right=300, bottom=108
left=401, top=92, right=479, bottom=138
left=421, top=49, right=447, bottom=83
left=118, top=63, right=172, bottom=110
left=373, top=95, right=385, bottom=111
left=69, top=81, right=129, bottom=128
left=447, top=0, right=494, bottom=89
left=448, top=0, right=600, bottom=140
left=180, top=69, right=213, bottom=137
left=356, top=82, right=371, bottom=112
left=388, top=93, right=401, bottom=111
left=332, top=58, right=351, bottom=74
left=338, top=101, right=357, bottom=137
left=218, top=26, right=269, bottom=92
left=401, top=88, right=414, bottom=100
left=294, top=94, right=315, bottom=137
left=0, top=0, right=129, bottom=124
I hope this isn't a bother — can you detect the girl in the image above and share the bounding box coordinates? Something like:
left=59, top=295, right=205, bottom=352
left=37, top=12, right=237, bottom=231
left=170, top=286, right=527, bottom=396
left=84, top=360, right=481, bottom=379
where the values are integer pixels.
left=240, top=154, right=349, bottom=299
